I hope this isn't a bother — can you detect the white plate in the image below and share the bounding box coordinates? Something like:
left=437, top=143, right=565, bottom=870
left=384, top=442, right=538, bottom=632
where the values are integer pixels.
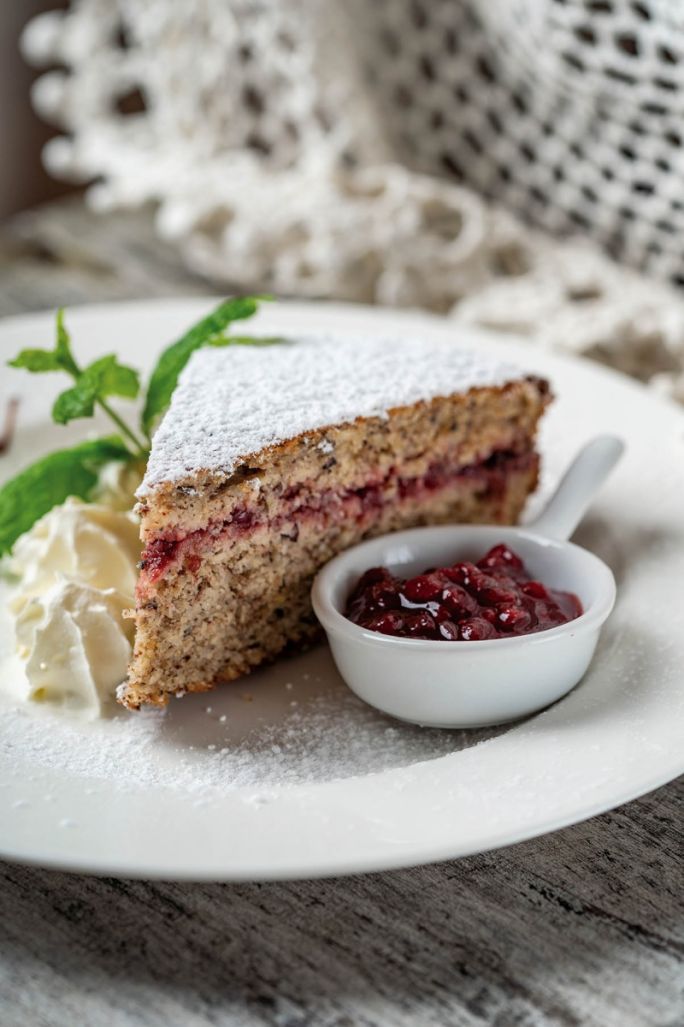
left=0, top=299, right=683, bottom=881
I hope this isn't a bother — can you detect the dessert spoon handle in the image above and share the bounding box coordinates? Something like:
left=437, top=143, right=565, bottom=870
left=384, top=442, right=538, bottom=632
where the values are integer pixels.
left=530, top=435, right=625, bottom=541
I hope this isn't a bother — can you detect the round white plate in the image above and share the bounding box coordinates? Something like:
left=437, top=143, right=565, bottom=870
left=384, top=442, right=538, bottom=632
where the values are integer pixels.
left=0, top=299, right=683, bottom=881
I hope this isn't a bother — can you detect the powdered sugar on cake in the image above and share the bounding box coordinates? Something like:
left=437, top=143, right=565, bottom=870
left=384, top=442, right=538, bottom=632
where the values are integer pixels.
left=140, top=334, right=525, bottom=494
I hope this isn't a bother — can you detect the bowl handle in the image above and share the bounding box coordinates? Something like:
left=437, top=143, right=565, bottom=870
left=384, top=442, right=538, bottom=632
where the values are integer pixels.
left=530, top=435, right=624, bottom=541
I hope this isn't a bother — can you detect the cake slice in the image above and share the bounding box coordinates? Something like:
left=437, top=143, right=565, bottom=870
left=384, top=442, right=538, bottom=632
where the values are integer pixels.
left=121, top=333, right=550, bottom=708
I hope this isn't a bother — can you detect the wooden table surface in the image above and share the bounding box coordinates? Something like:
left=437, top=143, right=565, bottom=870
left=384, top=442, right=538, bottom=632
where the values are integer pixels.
left=0, top=200, right=682, bottom=1027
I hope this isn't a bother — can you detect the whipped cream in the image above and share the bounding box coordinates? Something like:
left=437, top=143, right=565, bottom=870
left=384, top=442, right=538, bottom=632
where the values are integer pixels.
left=14, top=579, right=134, bottom=717
left=6, top=477, right=142, bottom=718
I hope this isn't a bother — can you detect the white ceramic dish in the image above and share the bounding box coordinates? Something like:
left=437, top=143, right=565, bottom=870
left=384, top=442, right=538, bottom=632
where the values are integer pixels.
left=313, top=437, right=622, bottom=728
left=1, top=298, right=683, bottom=881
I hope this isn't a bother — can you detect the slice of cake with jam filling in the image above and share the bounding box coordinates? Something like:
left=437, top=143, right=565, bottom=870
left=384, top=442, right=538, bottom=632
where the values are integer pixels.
left=121, top=333, right=551, bottom=708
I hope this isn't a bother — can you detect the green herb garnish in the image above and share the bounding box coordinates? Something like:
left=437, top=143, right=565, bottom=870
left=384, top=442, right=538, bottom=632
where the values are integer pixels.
left=0, top=436, right=132, bottom=556
left=10, top=308, right=146, bottom=457
left=0, top=296, right=275, bottom=555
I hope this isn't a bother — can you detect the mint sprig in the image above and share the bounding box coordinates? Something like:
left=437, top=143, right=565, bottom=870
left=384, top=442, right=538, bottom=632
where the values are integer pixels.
left=1, top=296, right=278, bottom=554
left=11, top=309, right=146, bottom=457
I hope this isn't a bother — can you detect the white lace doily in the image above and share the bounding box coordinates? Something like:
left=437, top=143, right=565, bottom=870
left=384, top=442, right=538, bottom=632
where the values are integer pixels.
left=20, top=0, right=684, bottom=401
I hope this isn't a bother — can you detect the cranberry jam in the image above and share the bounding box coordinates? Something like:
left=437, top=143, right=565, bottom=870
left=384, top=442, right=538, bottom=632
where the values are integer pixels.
left=345, top=544, right=583, bottom=641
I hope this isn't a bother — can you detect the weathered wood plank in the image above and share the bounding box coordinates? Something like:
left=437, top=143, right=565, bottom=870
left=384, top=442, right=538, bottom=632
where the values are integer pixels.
left=0, top=778, right=681, bottom=1027
left=0, top=199, right=227, bottom=318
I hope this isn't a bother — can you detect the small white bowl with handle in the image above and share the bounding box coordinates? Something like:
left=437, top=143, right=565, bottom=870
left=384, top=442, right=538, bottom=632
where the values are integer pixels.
left=312, top=436, right=624, bottom=728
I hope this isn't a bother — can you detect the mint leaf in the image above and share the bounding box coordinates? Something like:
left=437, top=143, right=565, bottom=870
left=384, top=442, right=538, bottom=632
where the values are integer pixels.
left=0, top=436, right=132, bottom=555
left=51, top=356, right=141, bottom=425
left=55, top=308, right=79, bottom=375
left=100, top=360, right=140, bottom=398
left=8, top=349, right=63, bottom=372
left=52, top=382, right=98, bottom=424
left=141, top=296, right=265, bottom=435
left=7, top=308, right=79, bottom=378
left=82, top=355, right=140, bottom=399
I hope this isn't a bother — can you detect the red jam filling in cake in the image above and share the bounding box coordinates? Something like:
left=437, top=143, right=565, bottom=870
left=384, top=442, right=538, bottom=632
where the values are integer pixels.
left=345, top=544, right=582, bottom=641
left=138, top=449, right=538, bottom=587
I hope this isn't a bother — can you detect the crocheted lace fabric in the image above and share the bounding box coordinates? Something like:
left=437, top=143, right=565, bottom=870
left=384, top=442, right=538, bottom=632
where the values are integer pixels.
left=21, top=0, right=684, bottom=400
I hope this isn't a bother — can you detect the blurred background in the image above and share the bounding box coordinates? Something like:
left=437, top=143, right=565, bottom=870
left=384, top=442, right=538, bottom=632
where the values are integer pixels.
left=2, top=0, right=684, bottom=400
left=0, top=2, right=71, bottom=219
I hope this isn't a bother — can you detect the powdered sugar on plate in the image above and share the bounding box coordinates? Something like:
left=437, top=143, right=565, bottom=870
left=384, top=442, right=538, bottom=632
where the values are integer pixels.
left=140, top=333, right=526, bottom=493
left=0, top=636, right=504, bottom=797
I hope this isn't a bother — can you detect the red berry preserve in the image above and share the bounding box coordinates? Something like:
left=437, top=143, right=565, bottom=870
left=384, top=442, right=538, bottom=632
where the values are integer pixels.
left=344, top=544, right=583, bottom=641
